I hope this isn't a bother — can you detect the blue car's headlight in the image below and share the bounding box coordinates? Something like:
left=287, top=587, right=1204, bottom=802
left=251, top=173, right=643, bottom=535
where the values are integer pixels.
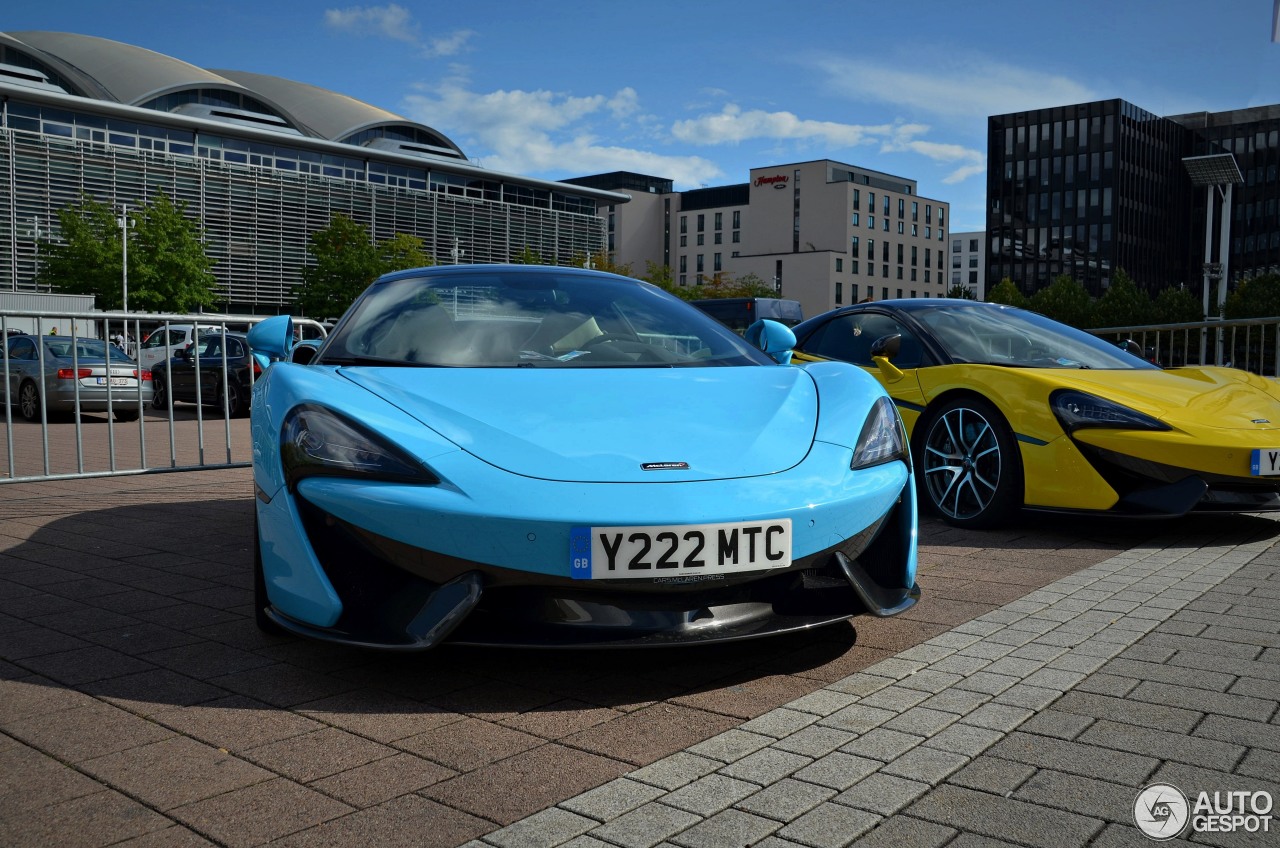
left=851, top=396, right=909, bottom=470
left=1050, top=390, right=1171, bottom=433
left=281, top=404, right=438, bottom=487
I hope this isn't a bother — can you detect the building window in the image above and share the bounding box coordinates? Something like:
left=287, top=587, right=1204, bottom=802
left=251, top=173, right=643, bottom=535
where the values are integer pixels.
left=911, top=246, right=918, bottom=266
left=680, top=256, right=687, bottom=273
left=836, top=282, right=843, bottom=304
left=696, top=254, right=704, bottom=272
left=851, top=236, right=860, bottom=258
left=911, top=269, right=918, bottom=281
left=897, top=267, right=903, bottom=279
left=883, top=218, right=889, bottom=232
left=732, top=231, right=740, bottom=243
left=714, top=253, right=722, bottom=272
left=851, top=284, right=859, bottom=301
left=852, top=261, right=859, bottom=274
left=925, top=204, right=932, bottom=224
left=925, top=226, right=931, bottom=239
left=912, top=201, right=918, bottom=222
left=680, top=275, right=687, bottom=285
left=897, top=244, right=904, bottom=264
left=714, top=212, right=722, bottom=231
left=897, top=222, right=904, bottom=234
left=714, top=232, right=722, bottom=244
left=883, top=264, right=890, bottom=278
left=896, top=289, right=903, bottom=298
left=697, top=234, right=704, bottom=246
left=969, top=238, right=979, bottom=252
left=882, top=195, right=889, bottom=216
left=898, top=198, right=905, bottom=218
left=697, top=214, right=705, bottom=232
left=680, top=235, right=687, bottom=247
left=868, top=216, right=875, bottom=229
left=680, top=216, right=687, bottom=234
left=852, top=189, right=860, bottom=211
left=851, top=212, right=860, bottom=226
left=952, top=239, right=962, bottom=253
left=835, top=258, right=843, bottom=272
left=733, top=210, right=741, bottom=228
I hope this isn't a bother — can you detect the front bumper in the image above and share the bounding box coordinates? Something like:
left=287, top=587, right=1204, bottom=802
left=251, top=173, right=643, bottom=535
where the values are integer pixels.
left=257, top=469, right=919, bottom=650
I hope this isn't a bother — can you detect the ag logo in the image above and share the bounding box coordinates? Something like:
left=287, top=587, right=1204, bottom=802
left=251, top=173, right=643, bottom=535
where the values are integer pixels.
left=1134, top=783, right=1189, bottom=840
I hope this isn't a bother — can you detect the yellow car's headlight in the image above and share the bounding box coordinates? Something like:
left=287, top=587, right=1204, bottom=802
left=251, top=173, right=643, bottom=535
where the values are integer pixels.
left=1050, top=390, right=1170, bottom=433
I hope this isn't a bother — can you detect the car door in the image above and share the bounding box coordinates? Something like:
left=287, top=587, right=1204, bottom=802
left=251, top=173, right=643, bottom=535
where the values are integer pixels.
left=4, top=337, right=39, bottom=403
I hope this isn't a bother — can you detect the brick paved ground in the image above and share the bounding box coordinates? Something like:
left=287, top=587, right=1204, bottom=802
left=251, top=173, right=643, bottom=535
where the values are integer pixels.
left=475, top=516, right=1280, bottom=848
left=0, top=467, right=1277, bottom=847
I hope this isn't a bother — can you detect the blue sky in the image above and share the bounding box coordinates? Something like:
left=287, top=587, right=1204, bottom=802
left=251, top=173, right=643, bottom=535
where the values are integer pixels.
left=9, top=1, right=1280, bottom=231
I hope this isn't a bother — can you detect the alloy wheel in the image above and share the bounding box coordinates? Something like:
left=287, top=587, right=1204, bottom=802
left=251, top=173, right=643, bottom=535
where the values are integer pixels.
left=922, top=405, right=1003, bottom=522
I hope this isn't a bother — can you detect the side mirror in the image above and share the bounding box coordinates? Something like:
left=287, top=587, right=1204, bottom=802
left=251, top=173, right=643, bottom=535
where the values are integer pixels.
left=870, top=333, right=906, bottom=383
left=247, top=315, right=294, bottom=367
left=176, top=346, right=192, bottom=360
left=745, top=319, right=796, bottom=365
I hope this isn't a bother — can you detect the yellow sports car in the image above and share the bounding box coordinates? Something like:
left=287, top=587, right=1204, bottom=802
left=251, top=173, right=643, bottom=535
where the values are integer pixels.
left=791, top=299, right=1280, bottom=528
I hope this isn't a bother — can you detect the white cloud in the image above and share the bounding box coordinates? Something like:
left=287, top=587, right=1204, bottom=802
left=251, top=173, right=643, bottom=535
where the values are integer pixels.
left=813, top=53, right=1099, bottom=121
left=403, top=83, right=723, bottom=189
left=324, top=4, right=418, bottom=42
left=671, top=104, right=898, bottom=148
left=421, top=29, right=475, bottom=58
left=324, top=5, right=473, bottom=59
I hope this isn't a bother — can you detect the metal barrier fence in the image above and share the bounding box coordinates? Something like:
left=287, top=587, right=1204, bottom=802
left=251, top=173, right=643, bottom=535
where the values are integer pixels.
left=1089, top=316, right=1280, bottom=376
left=1, top=310, right=325, bottom=484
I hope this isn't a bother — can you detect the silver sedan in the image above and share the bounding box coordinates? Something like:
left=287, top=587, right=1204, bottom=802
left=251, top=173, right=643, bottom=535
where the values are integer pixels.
left=3, top=334, right=154, bottom=422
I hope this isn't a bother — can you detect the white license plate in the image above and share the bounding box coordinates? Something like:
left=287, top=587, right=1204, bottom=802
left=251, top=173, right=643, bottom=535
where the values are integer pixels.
left=570, top=519, right=792, bottom=580
left=1250, top=449, right=1280, bottom=476
left=95, top=377, right=131, bottom=387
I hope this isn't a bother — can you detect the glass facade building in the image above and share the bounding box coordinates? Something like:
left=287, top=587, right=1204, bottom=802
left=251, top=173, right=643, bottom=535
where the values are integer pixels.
left=0, top=31, right=620, bottom=314
left=988, top=99, right=1280, bottom=302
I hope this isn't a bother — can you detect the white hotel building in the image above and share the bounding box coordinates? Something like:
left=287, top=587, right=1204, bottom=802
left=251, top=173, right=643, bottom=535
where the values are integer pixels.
left=568, top=160, right=951, bottom=320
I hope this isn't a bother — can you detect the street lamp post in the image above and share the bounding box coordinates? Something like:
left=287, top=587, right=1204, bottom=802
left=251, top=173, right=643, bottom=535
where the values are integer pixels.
left=1182, top=154, right=1243, bottom=366
left=117, top=204, right=130, bottom=312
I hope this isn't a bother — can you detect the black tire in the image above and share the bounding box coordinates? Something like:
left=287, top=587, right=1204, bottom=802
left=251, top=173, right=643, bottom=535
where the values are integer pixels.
left=151, top=375, right=168, bottom=410
left=915, top=395, right=1022, bottom=529
left=253, top=512, right=285, bottom=635
left=222, top=383, right=247, bottom=418
left=114, top=409, right=140, bottom=422
left=18, top=380, right=41, bottom=422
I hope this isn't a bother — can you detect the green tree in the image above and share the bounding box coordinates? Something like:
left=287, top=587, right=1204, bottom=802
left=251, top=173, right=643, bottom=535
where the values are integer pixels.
left=39, top=191, right=217, bottom=311
left=1223, top=273, right=1280, bottom=319
left=378, top=232, right=434, bottom=275
left=512, top=245, right=546, bottom=265
left=1090, top=268, right=1151, bottom=329
left=297, top=214, right=382, bottom=318
left=571, top=250, right=633, bottom=277
left=985, top=277, right=1028, bottom=309
left=1031, top=274, right=1094, bottom=328
left=946, top=284, right=977, bottom=300
left=1152, top=286, right=1205, bottom=324
left=638, top=261, right=686, bottom=298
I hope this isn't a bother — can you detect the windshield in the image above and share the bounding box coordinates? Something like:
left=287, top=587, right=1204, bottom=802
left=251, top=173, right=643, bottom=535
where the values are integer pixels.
left=321, top=269, right=775, bottom=368
left=913, top=304, right=1160, bottom=370
left=45, top=338, right=136, bottom=363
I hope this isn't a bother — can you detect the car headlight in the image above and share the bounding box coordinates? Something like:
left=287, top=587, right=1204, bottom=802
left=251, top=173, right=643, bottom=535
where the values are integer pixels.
left=851, top=396, right=909, bottom=469
left=1050, top=390, right=1171, bottom=433
left=281, top=404, right=438, bottom=487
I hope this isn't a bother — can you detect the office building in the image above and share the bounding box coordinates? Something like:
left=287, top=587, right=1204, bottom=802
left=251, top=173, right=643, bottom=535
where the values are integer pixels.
left=0, top=31, right=623, bottom=313
left=987, top=98, right=1280, bottom=303
left=949, top=230, right=986, bottom=300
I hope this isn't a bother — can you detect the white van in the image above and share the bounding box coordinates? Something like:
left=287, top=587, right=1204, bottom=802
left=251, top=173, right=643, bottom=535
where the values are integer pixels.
left=136, top=324, right=223, bottom=371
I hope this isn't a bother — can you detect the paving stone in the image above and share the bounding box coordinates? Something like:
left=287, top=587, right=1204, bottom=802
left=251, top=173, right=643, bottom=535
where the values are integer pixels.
left=734, top=778, right=835, bottom=822
left=883, top=706, right=960, bottom=737
left=784, top=691, right=861, bottom=718
left=947, top=756, right=1037, bottom=795
left=905, top=784, right=1104, bottom=848
left=1013, top=769, right=1134, bottom=823
left=1079, top=720, right=1245, bottom=771
left=741, top=708, right=824, bottom=738
left=587, top=803, right=703, bottom=848
left=819, top=704, right=898, bottom=734
left=1049, top=691, right=1201, bottom=734
left=879, top=746, right=969, bottom=784
left=773, top=725, right=857, bottom=759
left=991, top=684, right=1063, bottom=711
left=839, top=727, right=924, bottom=762
left=960, top=703, right=1034, bottom=734
left=1098, top=657, right=1234, bottom=691
left=484, top=807, right=598, bottom=848
left=894, top=669, right=965, bottom=695
left=918, top=687, right=991, bottom=716
left=1072, top=673, right=1140, bottom=698
left=985, top=732, right=1158, bottom=785
left=560, top=778, right=668, bottom=822
left=834, top=772, right=930, bottom=816
left=687, top=729, right=775, bottom=763
left=921, top=723, right=1004, bottom=757
left=718, top=748, right=813, bottom=785
left=629, top=753, right=723, bottom=791
left=777, top=802, right=881, bottom=848
left=669, top=808, right=781, bottom=848
left=662, top=774, right=761, bottom=816
left=1193, top=714, right=1280, bottom=753
left=826, top=674, right=897, bottom=698
left=792, top=752, right=882, bottom=791
left=1126, top=680, right=1275, bottom=722
left=1014, top=709, right=1094, bottom=741
left=847, top=815, right=955, bottom=848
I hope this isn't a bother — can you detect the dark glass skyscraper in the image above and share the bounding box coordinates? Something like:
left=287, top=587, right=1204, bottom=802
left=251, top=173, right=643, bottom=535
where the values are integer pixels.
left=987, top=99, right=1280, bottom=304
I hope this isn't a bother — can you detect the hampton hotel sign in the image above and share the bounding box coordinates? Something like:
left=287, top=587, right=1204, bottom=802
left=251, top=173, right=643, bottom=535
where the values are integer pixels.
left=753, top=174, right=789, bottom=189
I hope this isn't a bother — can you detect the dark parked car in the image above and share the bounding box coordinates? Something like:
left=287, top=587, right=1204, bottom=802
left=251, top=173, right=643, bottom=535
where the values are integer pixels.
left=3, top=334, right=153, bottom=422
left=151, top=332, right=257, bottom=417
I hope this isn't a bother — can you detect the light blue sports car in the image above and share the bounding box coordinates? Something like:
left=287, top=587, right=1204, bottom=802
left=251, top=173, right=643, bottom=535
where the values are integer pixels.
left=248, top=265, right=919, bottom=650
